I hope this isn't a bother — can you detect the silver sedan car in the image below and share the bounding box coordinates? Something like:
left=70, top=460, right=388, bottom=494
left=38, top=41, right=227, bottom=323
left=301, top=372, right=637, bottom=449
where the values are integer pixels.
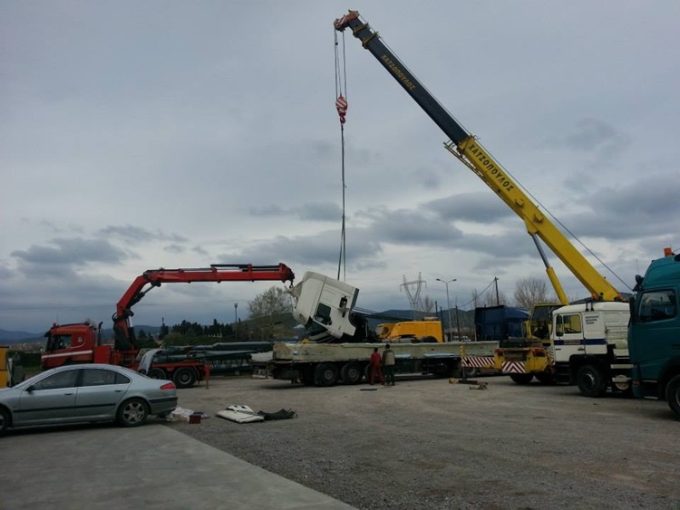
left=0, top=364, right=177, bottom=434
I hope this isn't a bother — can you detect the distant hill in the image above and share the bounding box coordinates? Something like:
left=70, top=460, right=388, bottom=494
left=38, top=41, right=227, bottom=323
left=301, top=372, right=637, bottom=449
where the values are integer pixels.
left=0, top=325, right=161, bottom=345
left=0, top=329, right=42, bottom=344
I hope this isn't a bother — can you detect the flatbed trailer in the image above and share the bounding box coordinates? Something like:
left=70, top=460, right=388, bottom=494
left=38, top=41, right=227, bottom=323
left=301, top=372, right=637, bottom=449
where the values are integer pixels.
left=254, top=340, right=498, bottom=386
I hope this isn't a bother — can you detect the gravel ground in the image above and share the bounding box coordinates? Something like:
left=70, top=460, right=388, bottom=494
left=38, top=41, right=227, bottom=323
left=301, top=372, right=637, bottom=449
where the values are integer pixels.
left=169, top=375, right=679, bottom=510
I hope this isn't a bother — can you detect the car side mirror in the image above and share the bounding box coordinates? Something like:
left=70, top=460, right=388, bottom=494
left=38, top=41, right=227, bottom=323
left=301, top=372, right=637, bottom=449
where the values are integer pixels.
left=26, top=385, right=35, bottom=393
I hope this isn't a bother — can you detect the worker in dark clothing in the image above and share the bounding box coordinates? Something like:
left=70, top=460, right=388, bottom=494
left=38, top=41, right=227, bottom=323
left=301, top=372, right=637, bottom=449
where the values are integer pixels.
left=369, top=347, right=384, bottom=385
left=382, top=343, right=396, bottom=386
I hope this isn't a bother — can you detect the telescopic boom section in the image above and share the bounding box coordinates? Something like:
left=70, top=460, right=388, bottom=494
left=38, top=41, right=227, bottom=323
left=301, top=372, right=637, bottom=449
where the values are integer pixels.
left=113, top=263, right=295, bottom=341
left=334, top=11, right=621, bottom=303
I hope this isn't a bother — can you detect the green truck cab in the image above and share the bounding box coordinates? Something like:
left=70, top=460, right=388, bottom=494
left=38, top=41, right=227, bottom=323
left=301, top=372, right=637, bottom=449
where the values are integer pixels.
left=629, top=249, right=680, bottom=418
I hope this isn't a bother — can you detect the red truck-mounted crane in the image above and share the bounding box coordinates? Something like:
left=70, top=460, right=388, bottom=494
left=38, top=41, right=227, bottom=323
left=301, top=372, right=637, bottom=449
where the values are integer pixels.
left=42, top=264, right=295, bottom=387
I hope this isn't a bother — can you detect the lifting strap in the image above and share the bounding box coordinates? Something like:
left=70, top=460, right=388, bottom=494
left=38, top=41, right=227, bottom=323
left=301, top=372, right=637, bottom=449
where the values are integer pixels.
left=334, top=29, right=348, bottom=281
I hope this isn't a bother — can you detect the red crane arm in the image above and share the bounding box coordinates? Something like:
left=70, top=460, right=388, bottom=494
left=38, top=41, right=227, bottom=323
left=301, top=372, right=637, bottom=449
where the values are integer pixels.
left=112, top=263, right=295, bottom=343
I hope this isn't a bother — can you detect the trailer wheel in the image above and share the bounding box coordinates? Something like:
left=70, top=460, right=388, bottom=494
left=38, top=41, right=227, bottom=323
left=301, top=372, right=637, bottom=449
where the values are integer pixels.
left=173, top=367, right=197, bottom=388
left=340, top=362, right=362, bottom=385
left=0, top=407, right=10, bottom=435
left=510, top=373, right=534, bottom=385
left=576, top=364, right=606, bottom=397
left=117, top=398, right=149, bottom=427
left=148, top=368, right=167, bottom=380
left=666, top=375, right=680, bottom=419
left=314, top=363, right=338, bottom=387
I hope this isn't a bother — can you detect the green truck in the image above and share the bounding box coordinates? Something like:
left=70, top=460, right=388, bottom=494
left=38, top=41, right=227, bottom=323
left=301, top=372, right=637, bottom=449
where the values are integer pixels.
left=629, top=248, right=680, bottom=418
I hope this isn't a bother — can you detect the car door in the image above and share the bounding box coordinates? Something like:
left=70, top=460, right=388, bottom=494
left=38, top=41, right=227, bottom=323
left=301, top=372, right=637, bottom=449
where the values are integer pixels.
left=15, top=369, right=79, bottom=426
left=74, top=368, right=131, bottom=421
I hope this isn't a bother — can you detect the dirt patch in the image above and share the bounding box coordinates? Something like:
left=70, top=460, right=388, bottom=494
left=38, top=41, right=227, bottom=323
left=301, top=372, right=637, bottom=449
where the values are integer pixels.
left=169, top=375, right=680, bottom=510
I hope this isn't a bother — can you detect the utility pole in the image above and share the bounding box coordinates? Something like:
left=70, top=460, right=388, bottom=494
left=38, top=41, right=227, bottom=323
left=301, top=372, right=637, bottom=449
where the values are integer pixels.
left=455, top=297, right=462, bottom=341
left=494, top=276, right=500, bottom=306
left=234, top=303, right=238, bottom=341
left=436, top=278, right=456, bottom=341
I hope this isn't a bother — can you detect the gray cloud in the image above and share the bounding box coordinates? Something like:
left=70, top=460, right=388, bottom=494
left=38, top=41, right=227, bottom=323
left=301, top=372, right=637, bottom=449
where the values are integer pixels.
left=222, top=229, right=382, bottom=267
left=545, top=118, right=630, bottom=158
left=364, top=208, right=463, bottom=247
left=163, top=244, right=185, bottom=254
left=425, top=192, right=513, bottom=223
left=249, top=202, right=342, bottom=222
left=98, top=225, right=187, bottom=243
left=11, top=237, right=128, bottom=270
left=561, top=175, right=680, bottom=240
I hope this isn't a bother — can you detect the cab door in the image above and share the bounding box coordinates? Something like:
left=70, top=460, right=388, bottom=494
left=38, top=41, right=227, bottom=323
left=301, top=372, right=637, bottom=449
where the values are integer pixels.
left=553, top=313, right=585, bottom=362
left=15, top=369, right=80, bottom=425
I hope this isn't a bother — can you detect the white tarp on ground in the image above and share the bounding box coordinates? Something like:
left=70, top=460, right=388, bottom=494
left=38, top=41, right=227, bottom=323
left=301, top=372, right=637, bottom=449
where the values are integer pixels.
left=216, top=404, right=265, bottom=424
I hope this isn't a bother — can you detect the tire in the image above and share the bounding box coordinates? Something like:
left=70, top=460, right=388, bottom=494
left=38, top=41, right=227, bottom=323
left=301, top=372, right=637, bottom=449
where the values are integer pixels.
left=510, top=373, right=534, bottom=385
left=666, top=375, right=680, bottom=419
left=535, top=372, right=556, bottom=385
left=173, top=367, right=197, bottom=388
left=117, top=398, right=149, bottom=427
left=314, top=363, right=338, bottom=387
left=340, top=362, right=362, bottom=385
left=0, top=407, right=10, bottom=435
left=576, top=364, right=606, bottom=397
left=464, top=367, right=480, bottom=378
left=148, top=367, right=167, bottom=380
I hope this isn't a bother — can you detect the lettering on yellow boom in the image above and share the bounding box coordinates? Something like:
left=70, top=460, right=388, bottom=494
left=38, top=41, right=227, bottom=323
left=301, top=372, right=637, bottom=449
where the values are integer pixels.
left=380, top=54, right=417, bottom=91
left=467, top=143, right=515, bottom=192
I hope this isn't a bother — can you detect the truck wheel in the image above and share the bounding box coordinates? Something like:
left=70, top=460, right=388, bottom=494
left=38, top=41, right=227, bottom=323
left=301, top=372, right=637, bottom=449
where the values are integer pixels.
left=117, top=398, right=149, bottom=427
left=0, top=407, right=10, bottom=435
left=576, top=364, right=606, bottom=397
left=666, top=375, right=680, bottom=419
left=535, top=372, right=556, bottom=385
left=173, top=367, right=197, bottom=388
left=314, top=363, right=338, bottom=386
left=510, top=373, right=534, bottom=385
left=148, top=368, right=167, bottom=380
left=340, top=362, right=362, bottom=385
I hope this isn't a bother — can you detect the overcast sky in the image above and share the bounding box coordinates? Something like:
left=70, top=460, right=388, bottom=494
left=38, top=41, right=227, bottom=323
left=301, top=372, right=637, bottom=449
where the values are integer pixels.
left=2, top=1, right=679, bottom=333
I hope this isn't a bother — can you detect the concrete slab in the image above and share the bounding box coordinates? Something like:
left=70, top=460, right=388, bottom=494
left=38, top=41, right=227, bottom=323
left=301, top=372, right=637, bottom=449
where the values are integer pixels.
left=0, top=423, right=355, bottom=510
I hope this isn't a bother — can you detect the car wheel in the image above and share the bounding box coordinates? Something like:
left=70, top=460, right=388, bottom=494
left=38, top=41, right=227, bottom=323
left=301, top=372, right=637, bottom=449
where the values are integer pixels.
left=577, top=364, right=606, bottom=397
left=117, top=398, right=149, bottom=427
left=173, top=367, right=197, bottom=388
left=340, top=362, right=362, bottom=385
left=0, top=407, right=10, bottom=435
left=510, top=373, right=534, bottom=385
left=666, top=375, right=680, bottom=419
left=148, top=367, right=167, bottom=379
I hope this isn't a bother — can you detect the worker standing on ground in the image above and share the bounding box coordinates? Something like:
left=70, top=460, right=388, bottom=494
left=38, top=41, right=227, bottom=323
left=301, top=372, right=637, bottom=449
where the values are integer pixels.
left=382, top=343, right=396, bottom=386
left=369, top=347, right=384, bottom=385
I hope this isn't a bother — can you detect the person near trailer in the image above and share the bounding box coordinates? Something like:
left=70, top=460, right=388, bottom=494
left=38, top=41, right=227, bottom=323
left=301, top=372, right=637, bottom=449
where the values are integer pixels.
left=369, top=347, right=384, bottom=385
left=382, top=343, right=396, bottom=386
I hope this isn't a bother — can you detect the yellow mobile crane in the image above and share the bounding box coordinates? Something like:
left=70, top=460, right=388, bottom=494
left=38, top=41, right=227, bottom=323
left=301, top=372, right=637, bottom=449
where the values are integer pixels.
left=334, top=11, right=625, bottom=387
left=334, top=10, right=620, bottom=304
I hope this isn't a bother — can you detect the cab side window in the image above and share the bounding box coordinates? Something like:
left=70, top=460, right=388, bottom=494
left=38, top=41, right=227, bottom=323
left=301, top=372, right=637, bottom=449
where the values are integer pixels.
left=555, top=314, right=582, bottom=336
left=639, top=290, right=676, bottom=322
left=32, top=370, right=79, bottom=390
